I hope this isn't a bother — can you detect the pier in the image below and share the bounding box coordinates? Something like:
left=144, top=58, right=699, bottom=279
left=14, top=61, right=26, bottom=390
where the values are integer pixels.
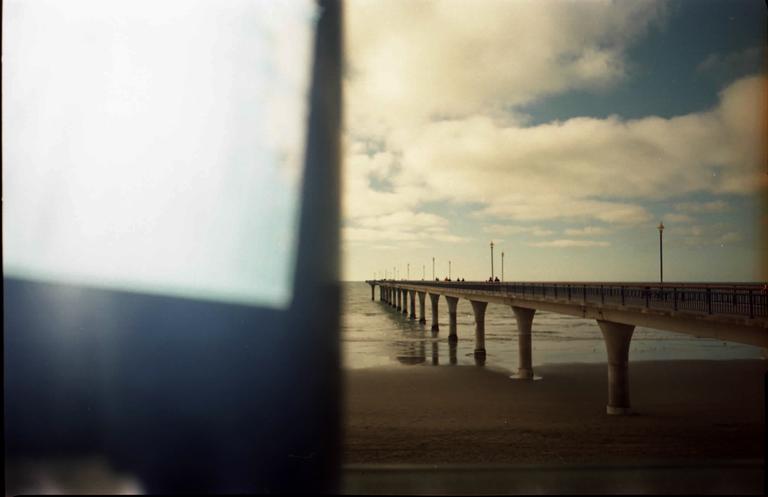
left=366, top=280, right=768, bottom=415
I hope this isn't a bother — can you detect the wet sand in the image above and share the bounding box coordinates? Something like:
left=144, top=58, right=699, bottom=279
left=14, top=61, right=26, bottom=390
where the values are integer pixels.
left=343, top=360, right=766, bottom=465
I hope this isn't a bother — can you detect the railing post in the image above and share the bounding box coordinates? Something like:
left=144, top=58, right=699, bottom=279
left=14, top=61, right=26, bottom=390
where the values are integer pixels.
left=583, top=284, right=586, bottom=304
left=600, top=285, right=604, bottom=305
left=645, top=287, right=649, bottom=308
left=620, top=286, right=624, bottom=306
left=554, top=284, right=558, bottom=299
left=749, top=290, right=754, bottom=319
left=568, top=285, right=571, bottom=301
left=707, top=288, right=712, bottom=314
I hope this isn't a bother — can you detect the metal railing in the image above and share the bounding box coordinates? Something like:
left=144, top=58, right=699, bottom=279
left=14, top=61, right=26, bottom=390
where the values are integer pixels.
left=369, top=280, right=768, bottom=320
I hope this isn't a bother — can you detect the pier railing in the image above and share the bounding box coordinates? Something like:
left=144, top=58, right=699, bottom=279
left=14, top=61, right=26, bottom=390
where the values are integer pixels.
left=373, top=281, right=768, bottom=320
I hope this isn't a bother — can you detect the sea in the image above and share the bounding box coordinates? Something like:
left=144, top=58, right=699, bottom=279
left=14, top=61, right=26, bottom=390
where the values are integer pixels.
left=341, top=282, right=764, bottom=373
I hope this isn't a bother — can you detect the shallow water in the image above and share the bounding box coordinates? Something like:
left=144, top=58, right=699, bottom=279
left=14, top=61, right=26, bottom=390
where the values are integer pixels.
left=342, top=282, right=763, bottom=373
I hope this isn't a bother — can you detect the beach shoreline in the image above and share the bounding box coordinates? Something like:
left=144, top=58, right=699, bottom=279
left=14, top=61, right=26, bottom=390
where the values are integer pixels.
left=343, top=359, right=766, bottom=465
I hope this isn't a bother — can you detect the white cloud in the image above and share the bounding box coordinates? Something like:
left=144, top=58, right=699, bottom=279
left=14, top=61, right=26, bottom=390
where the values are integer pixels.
left=667, top=223, right=743, bottom=247
left=352, top=75, right=766, bottom=229
left=529, top=239, right=610, bottom=248
left=563, top=226, right=610, bottom=236
left=484, top=224, right=554, bottom=236
left=345, top=0, right=667, bottom=132
left=663, top=213, right=695, bottom=224
left=697, top=46, right=765, bottom=77
left=344, top=210, right=466, bottom=248
left=674, top=200, right=730, bottom=213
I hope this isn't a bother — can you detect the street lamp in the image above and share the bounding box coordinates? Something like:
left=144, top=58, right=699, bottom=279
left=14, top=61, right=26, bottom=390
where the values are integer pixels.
left=501, top=252, right=504, bottom=282
left=407, top=263, right=410, bottom=280
left=658, top=221, right=664, bottom=284
left=432, top=257, right=435, bottom=280
left=490, top=241, right=495, bottom=280
left=422, top=264, right=425, bottom=280
left=449, top=260, right=451, bottom=280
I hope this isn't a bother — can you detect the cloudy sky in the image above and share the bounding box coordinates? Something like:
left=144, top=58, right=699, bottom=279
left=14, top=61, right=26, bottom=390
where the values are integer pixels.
left=342, top=0, right=767, bottom=282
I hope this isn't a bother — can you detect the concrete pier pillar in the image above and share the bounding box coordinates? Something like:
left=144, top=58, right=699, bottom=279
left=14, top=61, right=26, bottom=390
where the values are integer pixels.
left=409, top=290, right=416, bottom=320
left=402, top=289, right=408, bottom=315
left=371, top=285, right=375, bottom=301
left=445, top=296, right=459, bottom=343
left=429, top=293, right=440, bottom=332
left=418, top=292, right=427, bottom=324
left=597, top=320, right=635, bottom=415
left=470, top=300, right=488, bottom=358
left=512, top=306, right=536, bottom=380
left=396, top=289, right=401, bottom=310
left=449, top=340, right=457, bottom=365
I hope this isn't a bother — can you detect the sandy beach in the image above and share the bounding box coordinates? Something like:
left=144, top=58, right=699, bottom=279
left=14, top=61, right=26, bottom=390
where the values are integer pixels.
left=343, top=360, right=766, bottom=465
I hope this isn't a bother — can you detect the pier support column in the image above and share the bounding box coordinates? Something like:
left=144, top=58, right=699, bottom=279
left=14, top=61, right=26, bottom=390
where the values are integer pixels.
left=396, top=289, right=401, bottom=310
left=402, top=289, right=408, bottom=315
left=512, top=306, right=536, bottom=380
left=445, top=296, right=459, bottom=343
left=470, top=300, right=488, bottom=358
left=429, top=293, right=440, bottom=332
left=418, top=292, right=427, bottom=324
left=597, top=320, right=635, bottom=415
left=409, top=290, right=416, bottom=320
left=371, top=285, right=375, bottom=301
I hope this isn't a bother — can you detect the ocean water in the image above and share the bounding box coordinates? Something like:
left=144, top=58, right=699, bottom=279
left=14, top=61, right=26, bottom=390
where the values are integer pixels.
left=341, top=282, right=763, bottom=374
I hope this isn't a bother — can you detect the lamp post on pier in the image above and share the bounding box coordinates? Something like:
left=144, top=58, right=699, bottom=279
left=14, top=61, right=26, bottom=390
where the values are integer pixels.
left=407, top=263, right=410, bottom=280
left=432, top=257, right=435, bottom=280
left=501, top=252, right=504, bottom=282
left=658, top=221, right=664, bottom=284
left=449, top=260, right=451, bottom=280
left=490, top=241, right=495, bottom=280
left=422, top=264, right=425, bottom=280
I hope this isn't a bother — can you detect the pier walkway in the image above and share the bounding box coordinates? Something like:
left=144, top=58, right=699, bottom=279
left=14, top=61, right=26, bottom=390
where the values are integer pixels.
left=365, top=280, right=768, bottom=414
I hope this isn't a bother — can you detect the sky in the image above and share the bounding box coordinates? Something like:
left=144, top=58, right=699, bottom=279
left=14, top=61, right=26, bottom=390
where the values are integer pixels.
left=3, top=0, right=316, bottom=307
left=3, top=0, right=766, bottom=304
left=342, top=0, right=767, bottom=282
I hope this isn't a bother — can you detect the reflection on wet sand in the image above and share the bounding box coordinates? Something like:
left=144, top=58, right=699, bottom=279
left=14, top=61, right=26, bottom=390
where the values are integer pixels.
left=473, top=351, right=486, bottom=367
left=396, top=341, right=426, bottom=365
left=378, top=297, right=487, bottom=369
